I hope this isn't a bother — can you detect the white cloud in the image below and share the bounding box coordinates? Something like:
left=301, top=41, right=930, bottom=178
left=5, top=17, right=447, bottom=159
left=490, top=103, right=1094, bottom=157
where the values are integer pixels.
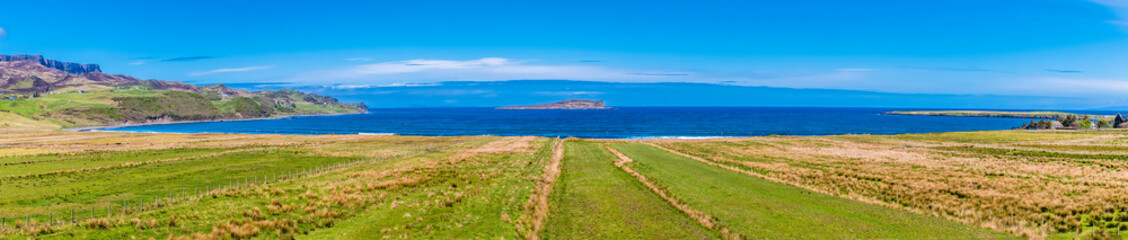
left=329, top=82, right=442, bottom=89
left=129, top=60, right=147, bottom=65
left=836, top=68, right=875, bottom=72
left=1025, top=77, right=1128, bottom=96
left=331, top=84, right=372, bottom=89
left=346, top=57, right=373, bottom=61
left=1093, top=0, right=1128, bottom=27
left=0, top=27, right=7, bottom=38
left=350, top=58, right=511, bottom=75
left=190, top=66, right=273, bottom=76
left=293, top=57, right=702, bottom=85
left=533, top=91, right=605, bottom=96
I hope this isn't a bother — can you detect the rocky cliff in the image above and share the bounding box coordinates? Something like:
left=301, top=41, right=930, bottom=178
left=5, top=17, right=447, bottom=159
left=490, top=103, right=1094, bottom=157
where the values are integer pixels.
left=0, top=54, right=101, bottom=74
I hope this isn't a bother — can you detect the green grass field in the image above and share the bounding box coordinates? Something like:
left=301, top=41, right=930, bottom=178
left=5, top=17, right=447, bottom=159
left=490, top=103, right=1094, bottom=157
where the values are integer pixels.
left=542, top=141, right=714, bottom=239
left=2, top=129, right=1125, bottom=239
left=610, top=143, right=1014, bottom=239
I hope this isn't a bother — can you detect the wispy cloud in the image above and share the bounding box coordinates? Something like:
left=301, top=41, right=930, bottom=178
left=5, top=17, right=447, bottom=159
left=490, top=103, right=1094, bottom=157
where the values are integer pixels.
left=629, top=72, right=692, bottom=76
left=533, top=91, right=604, bottom=96
left=163, top=56, right=217, bottom=62
left=1032, top=77, right=1128, bottom=95
left=0, top=27, right=7, bottom=38
left=293, top=57, right=701, bottom=85
left=578, top=60, right=603, bottom=63
left=190, top=66, right=273, bottom=76
left=906, top=66, right=996, bottom=73
left=1092, top=0, right=1128, bottom=27
left=1046, top=69, right=1083, bottom=73
left=346, top=57, right=373, bottom=61
left=329, top=82, right=441, bottom=89
left=836, top=68, right=875, bottom=72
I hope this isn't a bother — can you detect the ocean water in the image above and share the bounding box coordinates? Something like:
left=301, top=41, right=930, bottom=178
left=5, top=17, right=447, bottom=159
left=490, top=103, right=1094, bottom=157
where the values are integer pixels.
left=100, top=107, right=1049, bottom=139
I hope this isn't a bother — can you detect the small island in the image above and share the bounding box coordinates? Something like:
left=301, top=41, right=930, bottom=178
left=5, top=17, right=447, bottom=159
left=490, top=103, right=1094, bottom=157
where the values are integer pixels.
left=497, top=99, right=611, bottom=110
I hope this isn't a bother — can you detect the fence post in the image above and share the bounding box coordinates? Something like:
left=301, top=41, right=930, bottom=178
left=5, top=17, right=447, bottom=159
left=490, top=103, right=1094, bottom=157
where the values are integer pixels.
left=49, top=212, right=52, bottom=226
left=140, top=199, right=144, bottom=211
left=26, top=215, right=30, bottom=229
left=90, top=206, right=93, bottom=219
left=124, top=201, right=128, bottom=214
left=107, top=204, right=111, bottom=217
left=71, top=208, right=74, bottom=223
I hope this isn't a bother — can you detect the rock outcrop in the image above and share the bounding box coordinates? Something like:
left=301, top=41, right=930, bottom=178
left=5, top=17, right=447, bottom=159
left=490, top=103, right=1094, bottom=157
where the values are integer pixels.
left=0, top=54, right=101, bottom=74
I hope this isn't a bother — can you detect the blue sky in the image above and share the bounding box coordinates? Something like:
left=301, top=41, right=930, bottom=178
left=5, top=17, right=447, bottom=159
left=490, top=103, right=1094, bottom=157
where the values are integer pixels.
left=3, top=1, right=1128, bottom=107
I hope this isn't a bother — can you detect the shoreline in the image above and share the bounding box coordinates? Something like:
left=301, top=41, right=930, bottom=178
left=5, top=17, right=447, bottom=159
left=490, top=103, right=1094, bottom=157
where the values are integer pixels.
left=62, top=112, right=364, bottom=132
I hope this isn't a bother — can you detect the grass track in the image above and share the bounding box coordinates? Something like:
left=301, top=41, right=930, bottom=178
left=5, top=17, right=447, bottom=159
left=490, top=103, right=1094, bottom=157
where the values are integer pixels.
left=611, top=143, right=1016, bottom=239
left=542, top=141, right=714, bottom=239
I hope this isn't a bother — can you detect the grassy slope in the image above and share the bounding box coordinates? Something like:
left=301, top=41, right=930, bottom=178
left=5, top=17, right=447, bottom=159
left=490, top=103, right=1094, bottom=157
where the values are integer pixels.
left=542, top=141, right=714, bottom=239
left=0, top=89, right=360, bottom=130
left=611, top=143, right=1014, bottom=239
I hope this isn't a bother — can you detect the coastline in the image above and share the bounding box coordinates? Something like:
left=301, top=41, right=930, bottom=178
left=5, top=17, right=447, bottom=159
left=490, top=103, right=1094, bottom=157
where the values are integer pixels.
left=881, top=110, right=1109, bottom=119
left=62, top=112, right=365, bottom=132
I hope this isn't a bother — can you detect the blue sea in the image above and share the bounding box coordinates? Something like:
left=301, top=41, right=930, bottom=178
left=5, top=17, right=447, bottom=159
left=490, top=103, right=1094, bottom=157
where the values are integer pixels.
left=100, top=107, right=1073, bottom=139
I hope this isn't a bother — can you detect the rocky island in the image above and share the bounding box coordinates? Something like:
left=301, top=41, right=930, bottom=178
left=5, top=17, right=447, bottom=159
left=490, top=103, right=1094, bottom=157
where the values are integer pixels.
left=496, top=99, right=610, bottom=109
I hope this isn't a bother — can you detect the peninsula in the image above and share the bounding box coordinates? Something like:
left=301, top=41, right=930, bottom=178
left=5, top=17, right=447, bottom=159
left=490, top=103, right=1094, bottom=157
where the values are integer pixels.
left=882, top=110, right=1107, bottom=119
left=496, top=99, right=610, bottom=109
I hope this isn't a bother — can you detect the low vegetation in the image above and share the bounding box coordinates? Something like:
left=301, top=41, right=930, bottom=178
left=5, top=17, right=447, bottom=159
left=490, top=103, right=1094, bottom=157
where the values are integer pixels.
left=656, top=130, right=1128, bottom=238
left=611, top=143, right=1011, bottom=239
left=3, top=129, right=1126, bottom=239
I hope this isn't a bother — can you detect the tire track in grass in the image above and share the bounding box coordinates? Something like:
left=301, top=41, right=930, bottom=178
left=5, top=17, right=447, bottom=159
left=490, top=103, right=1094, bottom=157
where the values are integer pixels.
left=542, top=141, right=712, bottom=239
left=604, top=145, right=739, bottom=239
left=522, top=138, right=562, bottom=240
left=644, top=142, right=835, bottom=197
left=644, top=142, right=1016, bottom=239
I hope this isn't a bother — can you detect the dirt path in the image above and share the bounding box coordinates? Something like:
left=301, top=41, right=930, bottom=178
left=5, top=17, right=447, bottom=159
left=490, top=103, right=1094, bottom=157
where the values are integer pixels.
left=522, top=138, right=563, bottom=240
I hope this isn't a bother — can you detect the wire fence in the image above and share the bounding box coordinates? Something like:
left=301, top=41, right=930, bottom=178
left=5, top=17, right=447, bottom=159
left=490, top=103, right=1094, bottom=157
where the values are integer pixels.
left=0, top=140, right=468, bottom=234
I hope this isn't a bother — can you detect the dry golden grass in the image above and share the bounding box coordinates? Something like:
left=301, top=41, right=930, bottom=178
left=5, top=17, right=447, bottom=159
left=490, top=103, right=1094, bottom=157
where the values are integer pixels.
left=652, top=132, right=1128, bottom=238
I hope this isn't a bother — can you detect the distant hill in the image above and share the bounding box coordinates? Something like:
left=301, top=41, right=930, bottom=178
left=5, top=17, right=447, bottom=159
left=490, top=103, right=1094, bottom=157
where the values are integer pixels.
left=497, top=99, right=610, bottom=109
left=0, top=54, right=367, bottom=130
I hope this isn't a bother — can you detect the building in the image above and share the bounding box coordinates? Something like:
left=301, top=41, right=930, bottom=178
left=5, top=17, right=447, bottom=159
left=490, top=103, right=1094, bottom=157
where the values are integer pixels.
left=1116, top=113, right=1128, bottom=128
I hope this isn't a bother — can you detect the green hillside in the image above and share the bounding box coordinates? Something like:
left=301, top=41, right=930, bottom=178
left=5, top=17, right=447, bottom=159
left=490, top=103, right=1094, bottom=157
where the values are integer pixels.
left=1, top=87, right=366, bottom=130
